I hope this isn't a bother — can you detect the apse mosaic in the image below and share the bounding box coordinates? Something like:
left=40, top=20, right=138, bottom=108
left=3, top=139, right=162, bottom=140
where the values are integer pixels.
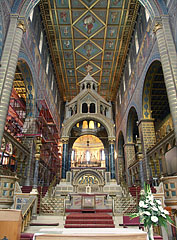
left=40, top=0, right=139, bottom=100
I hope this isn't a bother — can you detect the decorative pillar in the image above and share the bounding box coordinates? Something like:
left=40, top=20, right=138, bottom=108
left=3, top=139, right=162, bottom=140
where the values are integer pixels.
left=0, top=17, right=26, bottom=147
left=124, top=143, right=135, bottom=168
left=109, top=138, right=115, bottom=179
left=118, top=154, right=124, bottom=184
left=61, top=138, right=69, bottom=179
left=136, top=138, right=144, bottom=188
left=68, top=148, right=72, bottom=171
left=124, top=143, right=135, bottom=185
left=138, top=119, right=156, bottom=180
left=139, top=159, right=144, bottom=188
left=33, top=136, right=42, bottom=189
left=153, top=17, right=177, bottom=143
left=105, top=149, right=109, bottom=172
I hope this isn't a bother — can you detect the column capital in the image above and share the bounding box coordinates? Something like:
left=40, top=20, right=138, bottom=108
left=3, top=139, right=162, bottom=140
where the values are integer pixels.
left=152, top=18, right=163, bottom=33
left=137, top=118, right=155, bottom=126
left=17, top=20, right=26, bottom=33
left=108, top=137, right=115, bottom=144
left=61, top=137, right=69, bottom=144
left=124, top=143, right=135, bottom=147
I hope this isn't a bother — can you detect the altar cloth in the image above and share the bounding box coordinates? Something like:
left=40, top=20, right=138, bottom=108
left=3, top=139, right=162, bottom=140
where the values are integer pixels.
left=33, top=228, right=147, bottom=240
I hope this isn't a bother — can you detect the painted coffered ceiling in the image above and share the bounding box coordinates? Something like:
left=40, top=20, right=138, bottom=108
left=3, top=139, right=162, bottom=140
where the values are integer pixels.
left=39, top=0, right=140, bottom=101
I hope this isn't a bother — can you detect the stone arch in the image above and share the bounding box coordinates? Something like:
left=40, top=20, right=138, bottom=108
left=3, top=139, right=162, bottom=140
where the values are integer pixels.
left=13, top=0, right=167, bottom=20
left=61, top=114, right=115, bottom=139
left=117, top=131, right=126, bottom=182
left=17, top=58, right=36, bottom=117
left=126, top=106, right=139, bottom=143
left=73, top=169, right=104, bottom=186
left=142, top=60, right=162, bottom=119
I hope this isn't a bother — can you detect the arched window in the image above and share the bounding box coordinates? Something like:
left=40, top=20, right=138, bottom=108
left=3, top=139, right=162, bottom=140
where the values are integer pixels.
left=145, top=8, right=150, bottom=22
left=135, top=31, right=139, bottom=54
left=100, top=105, right=103, bottom=114
left=39, top=31, right=43, bottom=53
left=82, top=84, right=85, bottom=90
left=46, top=56, right=49, bottom=74
left=83, top=120, right=88, bottom=129
left=90, top=103, right=95, bottom=113
left=29, top=8, right=34, bottom=22
left=93, top=84, right=95, bottom=90
left=74, top=104, right=77, bottom=114
left=70, top=107, right=73, bottom=116
left=89, top=120, right=94, bottom=129
left=104, top=107, right=107, bottom=116
left=128, top=55, right=131, bottom=76
left=82, top=103, right=88, bottom=113
left=87, top=83, right=91, bottom=89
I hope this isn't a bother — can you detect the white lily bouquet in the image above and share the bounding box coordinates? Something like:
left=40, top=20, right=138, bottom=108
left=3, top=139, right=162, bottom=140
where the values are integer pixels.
left=130, top=184, right=173, bottom=240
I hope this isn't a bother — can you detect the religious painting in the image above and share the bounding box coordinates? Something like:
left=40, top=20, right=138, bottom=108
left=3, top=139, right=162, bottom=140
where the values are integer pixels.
left=60, top=26, right=71, bottom=38
left=78, top=62, right=100, bottom=75
left=62, top=40, right=72, bottom=49
left=108, top=10, right=121, bottom=24
left=56, top=0, right=69, bottom=8
left=110, top=0, right=122, bottom=8
left=107, top=26, right=118, bottom=38
left=58, top=10, right=70, bottom=24
left=74, top=13, right=104, bottom=36
left=104, top=51, right=113, bottom=60
left=105, top=39, right=116, bottom=49
left=76, top=41, right=102, bottom=59
left=64, top=51, right=73, bottom=59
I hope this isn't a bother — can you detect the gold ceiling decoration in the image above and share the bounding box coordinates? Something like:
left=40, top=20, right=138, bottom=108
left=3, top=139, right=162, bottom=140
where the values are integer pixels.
left=40, top=0, right=139, bottom=101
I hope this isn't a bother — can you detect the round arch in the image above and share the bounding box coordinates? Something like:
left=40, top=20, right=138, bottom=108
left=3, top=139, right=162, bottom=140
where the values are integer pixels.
left=17, top=59, right=36, bottom=118
left=118, top=131, right=125, bottom=157
left=12, top=0, right=167, bottom=20
left=126, top=107, right=139, bottom=143
left=61, top=114, right=115, bottom=140
left=73, top=168, right=104, bottom=186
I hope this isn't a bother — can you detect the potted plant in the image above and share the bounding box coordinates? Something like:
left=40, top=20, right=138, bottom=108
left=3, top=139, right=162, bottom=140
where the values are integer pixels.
left=130, top=183, right=173, bottom=240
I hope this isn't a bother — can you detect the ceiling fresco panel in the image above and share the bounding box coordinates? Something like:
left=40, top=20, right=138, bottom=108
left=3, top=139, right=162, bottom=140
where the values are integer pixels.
left=74, top=13, right=105, bottom=37
left=40, top=0, right=139, bottom=101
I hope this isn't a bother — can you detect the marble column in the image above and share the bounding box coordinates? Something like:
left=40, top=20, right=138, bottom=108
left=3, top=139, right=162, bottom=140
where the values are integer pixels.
left=62, top=139, right=69, bottom=179
left=0, top=17, right=26, bottom=147
left=153, top=16, right=177, bottom=143
left=109, top=140, right=115, bottom=179
left=105, top=149, right=109, bottom=172
left=139, top=159, right=144, bottom=188
left=68, top=149, right=72, bottom=171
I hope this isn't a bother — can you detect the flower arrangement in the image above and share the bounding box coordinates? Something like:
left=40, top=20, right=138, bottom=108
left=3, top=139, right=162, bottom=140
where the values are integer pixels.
left=130, top=183, right=173, bottom=240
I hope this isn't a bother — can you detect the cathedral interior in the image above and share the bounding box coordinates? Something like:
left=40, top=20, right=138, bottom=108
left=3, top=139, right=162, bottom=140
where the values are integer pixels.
left=0, top=0, right=177, bottom=239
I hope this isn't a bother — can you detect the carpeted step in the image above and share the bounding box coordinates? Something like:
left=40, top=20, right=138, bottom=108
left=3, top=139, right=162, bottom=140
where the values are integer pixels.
left=64, top=224, right=115, bottom=228
left=65, top=212, right=115, bottom=228
left=65, top=219, right=114, bottom=224
left=67, top=213, right=112, bottom=219
left=20, top=233, right=34, bottom=240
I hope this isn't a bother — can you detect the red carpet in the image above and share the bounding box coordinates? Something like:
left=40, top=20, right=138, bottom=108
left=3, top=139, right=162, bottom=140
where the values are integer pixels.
left=64, top=212, right=115, bottom=228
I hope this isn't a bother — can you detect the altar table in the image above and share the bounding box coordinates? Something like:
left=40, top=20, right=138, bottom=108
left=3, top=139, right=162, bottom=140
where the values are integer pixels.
left=33, top=228, right=147, bottom=240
